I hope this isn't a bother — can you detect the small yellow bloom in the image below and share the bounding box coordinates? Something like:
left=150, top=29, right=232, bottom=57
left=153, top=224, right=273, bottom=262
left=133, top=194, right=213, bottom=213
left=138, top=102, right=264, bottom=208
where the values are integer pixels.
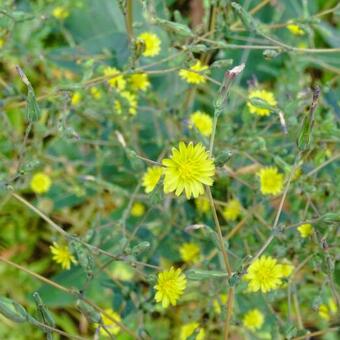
left=131, top=202, right=145, bottom=217
left=30, top=172, right=52, bottom=194
left=103, top=67, right=126, bottom=90
left=162, top=142, right=215, bottom=199
left=99, top=309, right=121, bottom=335
left=179, top=61, right=208, bottom=85
left=179, top=243, right=200, bottom=264
left=222, top=199, right=242, bottom=221
left=90, top=87, right=102, bottom=100
left=280, top=261, right=294, bottom=277
left=243, top=309, right=264, bottom=331
left=189, top=111, right=213, bottom=137
left=247, top=89, right=277, bottom=116
left=142, top=167, right=163, bottom=193
left=213, top=294, right=228, bottom=315
left=52, top=6, right=69, bottom=20
left=287, top=21, right=305, bottom=36
left=71, top=91, right=81, bottom=106
left=50, top=242, right=76, bottom=270
left=0, top=38, right=5, bottom=48
left=154, top=267, right=187, bottom=308
left=130, top=73, right=150, bottom=92
left=318, top=299, right=338, bottom=321
left=195, top=196, right=210, bottom=214
left=257, top=167, right=284, bottom=196
left=110, top=262, right=134, bottom=281
left=244, top=256, right=292, bottom=293
left=180, top=322, right=205, bottom=340
left=137, top=32, right=161, bottom=57
left=114, top=91, right=137, bottom=115
left=297, top=223, right=313, bottom=238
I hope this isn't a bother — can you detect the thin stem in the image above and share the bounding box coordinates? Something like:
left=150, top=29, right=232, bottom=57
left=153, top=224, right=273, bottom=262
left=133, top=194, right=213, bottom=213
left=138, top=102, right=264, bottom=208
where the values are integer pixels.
left=125, top=0, right=133, bottom=41
left=292, top=327, right=339, bottom=340
left=206, top=187, right=232, bottom=276
left=0, top=257, right=140, bottom=339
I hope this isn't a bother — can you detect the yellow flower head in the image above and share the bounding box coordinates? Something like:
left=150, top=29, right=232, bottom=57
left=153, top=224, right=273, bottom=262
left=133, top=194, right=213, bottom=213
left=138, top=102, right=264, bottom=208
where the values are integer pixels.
left=189, top=111, right=213, bottom=137
left=297, top=223, right=313, bottom=238
left=130, top=73, right=150, bottom=92
left=99, top=309, right=121, bottom=335
left=90, top=87, right=102, bottom=100
left=50, top=242, right=76, bottom=270
left=71, top=91, right=81, bottom=106
left=179, top=61, right=208, bottom=85
left=213, top=293, right=228, bottom=315
left=243, top=309, right=264, bottom=331
left=180, top=322, right=205, bottom=340
left=244, top=256, right=291, bottom=293
left=131, top=202, right=145, bottom=217
left=114, top=91, right=137, bottom=115
left=287, top=21, right=305, bottom=36
left=318, top=299, right=338, bottom=321
left=162, top=142, right=215, bottom=199
left=52, top=6, right=69, bottom=20
left=30, top=172, right=52, bottom=194
left=103, top=67, right=126, bottom=90
left=195, top=196, right=210, bottom=214
left=137, top=32, right=161, bottom=57
left=247, top=89, right=277, bottom=116
left=257, top=167, right=284, bottom=196
left=142, top=166, right=163, bottom=193
left=154, top=267, right=187, bottom=308
left=280, top=261, right=294, bottom=277
left=179, top=242, right=200, bottom=264
left=222, top=199, right=242, bottom=221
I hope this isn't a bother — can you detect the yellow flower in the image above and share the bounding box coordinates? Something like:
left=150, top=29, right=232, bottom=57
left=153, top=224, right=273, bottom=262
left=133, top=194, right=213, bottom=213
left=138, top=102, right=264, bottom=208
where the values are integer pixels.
left=179, top=61, right=208, bottom=85
left=142, top=166, right=163, bottom=193
left=154, top=267, right=187, bottom=308
left=114, top=91, right=137, bottom=115
left=162, top=142, right=215, bottom=199
left=131, top=202, right=145, bottom=217
left=247, top=89, right=277, bottom=116
left=0, top=38, right=5, bottom=48
left=213, top=294, right=228, bottom=315
left=297, top=223, right=313, bottom=238
left=110, top=262, right=134, bottom=281
left=222, top=199, right=242, bottom=221
left=71, top=91, right=81, bottom=106
left=103, top=67, right=126, bottom=90
left=179, top=243, right=200, bottom=264
left=318, top=299, right=338, bottom=321
left=257, top=167, right=284, bottom=196
left=195, top=196, right=210, bottom=214
left=244, top=256, right=291, bottom=293
left=287, top=21, right=305, bottom=36
left=130, top=73, right=150, bottom=92
left=280, top=261, right=294, bottom=277
left=52, top=6, right=69, bottom=20
left=189, top=111, right=213, bottom=137
left=50, top=243, right=76, bottom=270
left=180, top=322, right=205, bottom=340
left=137, top=32, right=161, bottom=57
left=243, top=309, right=264, bottom=331
left=99, top=309, right=121, bottom=335
left=30, top=172, right=52, bottom=194
left=90, top=87, right=102, bottom=100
